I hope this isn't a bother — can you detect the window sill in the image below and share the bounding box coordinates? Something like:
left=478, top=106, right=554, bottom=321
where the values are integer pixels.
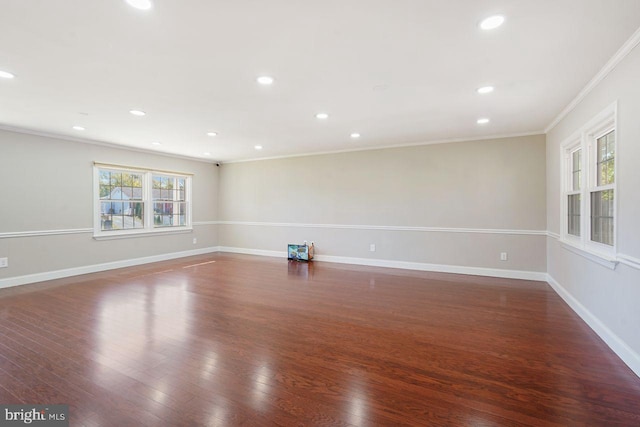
left=560, top=240, right=618, bottom=270
left=93, top=227, right=193, bottom=241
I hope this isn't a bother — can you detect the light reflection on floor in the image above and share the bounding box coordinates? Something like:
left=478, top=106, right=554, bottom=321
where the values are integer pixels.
left=347, top=372, right=370, bottom=426
left=207, top=404, right=227, bottom=427
left=94, top=281, right=192, bottom=386
left=252, top=364, right=272, bottom=409
left=200, top=350, right=218, bottom=380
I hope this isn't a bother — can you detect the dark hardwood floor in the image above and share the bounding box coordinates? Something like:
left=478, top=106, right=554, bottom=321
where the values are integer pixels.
left=0, top=253, right=639, bottom=426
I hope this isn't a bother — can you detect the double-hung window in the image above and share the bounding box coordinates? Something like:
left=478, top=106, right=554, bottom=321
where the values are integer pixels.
left=561, top=103, right=616, bottom=258
left=566, top=145, right=582, bottom=239
left=590, top=130, right=615, bottom=246
left=152, top=174, right=188, bottom=227
left=94, top=164, right=192, bottom=238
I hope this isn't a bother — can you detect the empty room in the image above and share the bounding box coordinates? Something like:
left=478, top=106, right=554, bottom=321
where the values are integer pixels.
left=1, top=1, right=640, bottom=426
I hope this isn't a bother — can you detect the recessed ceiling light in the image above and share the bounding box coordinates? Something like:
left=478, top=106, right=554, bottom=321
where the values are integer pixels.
left=203, top=152, right=211, bottom=156
left=129, top=110, right=146, bottom=116
left=151, top=142, right=162, bottom=146
left=316, top=113, right=329, bottom=120
left=477, top=86, right=494, bottom=94
left=477, top=118, right=490, bottom=124
left=72, top=126, right=85, bottom=131
left=480, top=15, right=505, bottom=30
left=206, top=132, right=218, bottom=137
left=350, top=133, right=361, bottom=139
left=254, top=145, right=263, bottom=150
left=257, top=76, right=274, bottom=85
left=0, top=70, right=15, bottom=79
left=125, top=0, right=152, bottom=10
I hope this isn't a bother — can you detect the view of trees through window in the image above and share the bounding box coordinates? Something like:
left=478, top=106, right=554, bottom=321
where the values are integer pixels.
left=152, top=175, right=187, bottom=227
left=97, top=167, right=190, bottom=233
left=567, top=148, right=582, bottom=237
left=591, top=130, right=615, bottom=246
left=561, top=107, right=616, bottom=252
left=99, top=170, right=144, bottom=231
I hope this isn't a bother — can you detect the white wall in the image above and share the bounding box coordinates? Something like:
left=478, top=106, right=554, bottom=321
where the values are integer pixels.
left=219, top=135, right=547, bottom=278
left=0, top=129, right=219, bottom=286
left=546, top=42, right=640, bottom=375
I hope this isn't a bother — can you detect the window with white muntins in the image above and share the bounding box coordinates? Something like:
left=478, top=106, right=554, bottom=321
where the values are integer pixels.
left=561, top=103, right=616, bottom=259
left=94, top=163, right=192, bottom=238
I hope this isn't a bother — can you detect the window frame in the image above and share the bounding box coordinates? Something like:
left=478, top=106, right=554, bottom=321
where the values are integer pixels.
left=93, top=163, right=193, bottom=239
left=152, top=173, right=189, bottom=228
left=562, top=140, right=583, bottom=245
left=559, top=102, right=617, bottom=260
left=587, top=126, right=616, bottom=250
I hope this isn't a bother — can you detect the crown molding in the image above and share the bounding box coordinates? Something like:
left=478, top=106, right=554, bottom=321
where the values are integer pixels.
left=545, top=26, right=640, bottom=133
left=0, top=124, right=220, bottom=164
left=224, top=131, right=544, bottom=164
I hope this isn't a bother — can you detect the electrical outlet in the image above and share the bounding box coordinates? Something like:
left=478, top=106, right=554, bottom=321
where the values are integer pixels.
left=369, top=244, right=376, bottom=252
left=193, top=238, right=197, bottom=244
left=0, top=257, right=8, bottom=268
left=500, top=252, right=508, bottom=261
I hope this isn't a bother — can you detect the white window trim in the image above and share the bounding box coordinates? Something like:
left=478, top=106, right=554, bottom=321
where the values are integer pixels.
left=93, top=164, right=193, bottom=239
left=561, top=137, right=583, bottom=247
left=559, top=101, right=618, bottom=265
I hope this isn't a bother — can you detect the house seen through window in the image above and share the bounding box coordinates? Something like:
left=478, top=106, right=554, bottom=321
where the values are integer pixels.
left=95, top=165, right=191, bottom=236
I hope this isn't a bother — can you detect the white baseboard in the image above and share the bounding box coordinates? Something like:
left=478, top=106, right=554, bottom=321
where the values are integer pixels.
left=547, top=274, right=640, bottom=378
left=3, top=244, right=543, bottom=290
left=218, top=246, right=547, bottom=281
left=0, top=246, right=220, bottom=290
left=316, top=254, right=548, bottom=281
left=218, top=246, right=284, bottom=258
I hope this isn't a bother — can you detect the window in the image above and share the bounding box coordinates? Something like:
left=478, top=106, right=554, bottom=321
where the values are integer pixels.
left=94, top=164, right=192, bottom=238
left=591, top=130, right=615, bottom=246
left=561, top=103, right=616, bottom=258
left=567, top=147, right=582, bottom=237
left=99, top=170, right=144, bottom=231
left=152, top=174, right=187, bottom=227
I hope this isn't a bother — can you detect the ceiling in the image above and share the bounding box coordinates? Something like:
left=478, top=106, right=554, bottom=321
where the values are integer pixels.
left=1, top=1, right=639, bottom=162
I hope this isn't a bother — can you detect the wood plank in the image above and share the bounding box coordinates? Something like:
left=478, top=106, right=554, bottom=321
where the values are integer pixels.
left=0, top=253, right=639, bottom=426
